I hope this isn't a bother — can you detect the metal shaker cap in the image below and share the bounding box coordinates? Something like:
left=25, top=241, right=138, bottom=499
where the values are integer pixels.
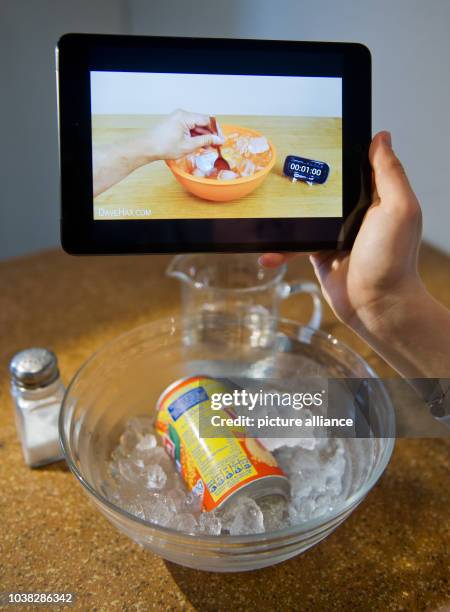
left=9, top=348, right=59, bottom=389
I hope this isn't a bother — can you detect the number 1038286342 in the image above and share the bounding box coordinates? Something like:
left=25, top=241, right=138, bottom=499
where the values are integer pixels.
left=0, top=593, right=75, bottom=606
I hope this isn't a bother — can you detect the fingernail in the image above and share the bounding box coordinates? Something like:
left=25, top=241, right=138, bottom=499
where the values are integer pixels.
left=383, top=131, right=392, bottom=148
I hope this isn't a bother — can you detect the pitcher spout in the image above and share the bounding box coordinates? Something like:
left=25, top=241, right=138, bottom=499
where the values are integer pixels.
left=166, top=254, right=205, bottom=288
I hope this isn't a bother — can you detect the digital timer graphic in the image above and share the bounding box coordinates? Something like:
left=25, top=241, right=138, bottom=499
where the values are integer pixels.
left=283, top=155, right=330, bottom=184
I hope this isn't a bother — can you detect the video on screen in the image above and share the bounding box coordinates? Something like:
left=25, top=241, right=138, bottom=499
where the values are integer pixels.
left=90, top=71, right=342, bottom=220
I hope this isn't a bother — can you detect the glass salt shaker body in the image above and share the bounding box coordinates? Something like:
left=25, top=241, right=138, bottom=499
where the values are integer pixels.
left=10, top=348, right=65, bottom=467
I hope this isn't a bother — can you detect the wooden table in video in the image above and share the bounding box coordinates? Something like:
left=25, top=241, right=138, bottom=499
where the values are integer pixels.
left=92, top=115, right=342, bottom=220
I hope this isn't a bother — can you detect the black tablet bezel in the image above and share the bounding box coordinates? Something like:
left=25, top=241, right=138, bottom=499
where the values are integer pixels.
left=57, top=34, right=371, bottom=254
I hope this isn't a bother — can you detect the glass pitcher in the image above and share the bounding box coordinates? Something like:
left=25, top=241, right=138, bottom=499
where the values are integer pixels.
left=166, top=254, right=322, bottom=330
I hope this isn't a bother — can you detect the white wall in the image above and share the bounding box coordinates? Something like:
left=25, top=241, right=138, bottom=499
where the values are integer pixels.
left=127, top=0, right=450, bottom=254
left=90, top=72, right=342, bottom=116
left=0, top=0, right=127, bottom=260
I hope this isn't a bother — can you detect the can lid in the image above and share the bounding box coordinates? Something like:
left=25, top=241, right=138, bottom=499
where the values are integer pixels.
left=10, top=348, right=59, bottom=389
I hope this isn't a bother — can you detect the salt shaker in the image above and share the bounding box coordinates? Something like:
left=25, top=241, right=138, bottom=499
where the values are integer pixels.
left=9, top=348, right=65, bottom=467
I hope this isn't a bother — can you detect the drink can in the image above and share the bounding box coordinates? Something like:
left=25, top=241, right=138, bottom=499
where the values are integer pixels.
left=155, top=376, right=289, bottom=511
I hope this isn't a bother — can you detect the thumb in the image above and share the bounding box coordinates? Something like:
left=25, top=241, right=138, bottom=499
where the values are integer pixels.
left=188, top=134, right=224, bottom=150
left=369, top=131, right=415, bottom=207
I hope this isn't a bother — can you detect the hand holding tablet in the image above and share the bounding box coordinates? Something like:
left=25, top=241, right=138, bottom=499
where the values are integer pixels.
left=57, top=34, right=371, bottom=254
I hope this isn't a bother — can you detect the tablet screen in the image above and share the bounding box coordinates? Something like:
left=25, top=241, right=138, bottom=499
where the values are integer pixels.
left=90, top=71, right=342, bottom=221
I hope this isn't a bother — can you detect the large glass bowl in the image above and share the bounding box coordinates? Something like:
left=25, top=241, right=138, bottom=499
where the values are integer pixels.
left=59, top=314, right=395, bottom=572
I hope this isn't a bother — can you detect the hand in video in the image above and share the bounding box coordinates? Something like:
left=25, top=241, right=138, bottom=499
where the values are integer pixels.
left=93, top=109, right=223, bottom=197
left=145, top=109, right=224, bottom=160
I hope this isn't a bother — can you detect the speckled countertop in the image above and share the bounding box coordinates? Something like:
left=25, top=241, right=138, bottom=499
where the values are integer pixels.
left=0, top=246, right=449, bottom=612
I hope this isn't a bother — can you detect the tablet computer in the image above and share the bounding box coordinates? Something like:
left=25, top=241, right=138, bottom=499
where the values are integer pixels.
left=57, top=34, right=371, bottom=254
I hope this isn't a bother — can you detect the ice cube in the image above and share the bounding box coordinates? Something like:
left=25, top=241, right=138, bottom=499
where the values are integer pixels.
left=195, top=150, right=218, bottom=174
left=198, top=512, right=222, bottom=536
left=184, top=490, right=203, bottom=513
left=288, top=497, right=317, bottom=524
left=117, top=477, right=142, bottom=504
left=278, top=439, right=347, bottom=525
left=239, top=160, right=256, bottom=177
left=260, top=437, right=317, bottom=452
left=186, top=154, right=196, bottom=171
left=142, top=493, right=173, bottom=527
left=289, top=473, right=316, bottom=501
left=248, top=137, right=269, bottom=154
left=235, top=136, right=250, bottom=154
left=166, top=487, right=188, bottom=512
left=110, top=445, right=124, bottom=463
left=169, top=512, right=198, bottom=534
left=275, top=444, right=323, bottom=477
left=119, top=429, right=140, bottom=455
left=324, top=453, right=345, bottom=497
left=258, top=495, right=288, bottom=532
left=314, top=494, right=334, bottom=518
left=118, top=456, right=143, bottom=484
left=102, top=479, right=121, bottom=504
left=127, top=416, right=153, bottom=437
left=192, top=168, right=205, bottom=177
left=150, top=446, right=173, bottom=472
left=144, top=464, right=167, bottom=490
left=122, top=500, right=146, bottom=520
left=129, top=445, right=171, bottom=472
left=217, top=170, right=238, bottom=180
left=136, top=434, right=157, bottom=452
left=109, top=448, right=123, bottom=480
left=222, top=497, right=265, bottom=535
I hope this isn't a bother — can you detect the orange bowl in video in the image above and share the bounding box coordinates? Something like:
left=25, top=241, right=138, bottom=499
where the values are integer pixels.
left=165, top=124, right=277, bottom=202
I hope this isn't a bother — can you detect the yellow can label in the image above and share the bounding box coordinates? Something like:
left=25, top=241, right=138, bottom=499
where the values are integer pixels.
left=155, top=376, right=286, bottom=511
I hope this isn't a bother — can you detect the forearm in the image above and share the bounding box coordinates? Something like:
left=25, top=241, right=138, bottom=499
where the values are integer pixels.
left=93, top=136, right=156, bottom=197
left=353, top=284, right=450, bottom=378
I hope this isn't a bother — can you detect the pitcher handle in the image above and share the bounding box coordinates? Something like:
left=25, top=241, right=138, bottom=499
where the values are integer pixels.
left=281, top=280, right=322, bottom=330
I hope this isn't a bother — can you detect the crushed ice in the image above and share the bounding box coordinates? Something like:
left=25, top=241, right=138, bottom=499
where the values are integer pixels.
left=104, top=417, right=347, bottom=536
